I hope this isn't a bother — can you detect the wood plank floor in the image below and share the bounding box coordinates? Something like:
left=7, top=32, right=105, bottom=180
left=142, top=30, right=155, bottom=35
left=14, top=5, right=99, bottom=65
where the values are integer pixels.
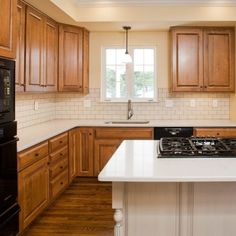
left=23, top=178, right=114, bottom=236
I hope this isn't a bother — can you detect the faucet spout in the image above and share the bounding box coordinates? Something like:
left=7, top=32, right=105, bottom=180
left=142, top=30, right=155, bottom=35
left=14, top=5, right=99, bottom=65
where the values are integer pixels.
left=127, top=99, right=133, bottom=120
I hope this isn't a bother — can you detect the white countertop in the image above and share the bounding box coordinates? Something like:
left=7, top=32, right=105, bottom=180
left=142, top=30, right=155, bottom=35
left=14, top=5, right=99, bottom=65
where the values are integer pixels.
left=98, top=140, right=236, bottom=182
left=17, top=119, right=236, bottom=152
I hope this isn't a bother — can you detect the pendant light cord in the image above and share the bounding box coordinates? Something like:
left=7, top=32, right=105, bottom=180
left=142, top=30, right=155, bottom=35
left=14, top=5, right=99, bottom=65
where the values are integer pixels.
left=123, top=26, right=131, bottom=54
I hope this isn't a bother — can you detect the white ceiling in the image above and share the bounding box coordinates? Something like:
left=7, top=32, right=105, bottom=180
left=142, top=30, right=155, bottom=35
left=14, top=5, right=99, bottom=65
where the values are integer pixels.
left=73, top=0, right=236, bottom=6
left=25, top=0, right=236, bottom=31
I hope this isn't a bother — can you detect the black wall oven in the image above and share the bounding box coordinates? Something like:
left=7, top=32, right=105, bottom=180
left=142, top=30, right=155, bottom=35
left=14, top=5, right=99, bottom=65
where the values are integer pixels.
left=0, top=57, right=19, bottom=235
left=0, top=58, right=15, bottom=124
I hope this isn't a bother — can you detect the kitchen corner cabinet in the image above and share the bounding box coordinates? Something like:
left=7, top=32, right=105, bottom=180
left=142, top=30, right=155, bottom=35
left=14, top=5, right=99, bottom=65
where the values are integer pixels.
left=18, top=141, right=49, bottom=232
left=194, top=128, right=236, bottom=138
left=77, top=128, right=94, bottom=176
left=0, top=0, right=17, bottom=58
left=171, top=27, right=235, bottom=92
left=59, top=24, right=89, bottom=93
left=25, top=5, right=58, bottom=92
left=94, top=127, right=154, bottom=175
left=68, top=129, right=78, bottom=182
left=15, top=0, right=25, bottom=92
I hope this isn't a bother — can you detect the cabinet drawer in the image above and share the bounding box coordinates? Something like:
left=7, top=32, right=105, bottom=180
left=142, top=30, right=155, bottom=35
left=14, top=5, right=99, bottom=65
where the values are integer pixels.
left=50, top=158, right=68, bottom=179
left=194, top=128, right=236, bottom=138
left=18, top=142, right=48, bottom=171
left=50, top=169, right=68, bottom=199
left=95, top=128, right=153, bottom=139
left=49, top=132, right=68, bottom=153
left=49, top=146, right=68, bottom=164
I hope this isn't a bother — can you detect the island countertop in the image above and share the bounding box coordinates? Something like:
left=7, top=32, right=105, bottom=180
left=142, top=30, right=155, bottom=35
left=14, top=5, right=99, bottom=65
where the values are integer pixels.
left=98, top=140, right=236, bottom=182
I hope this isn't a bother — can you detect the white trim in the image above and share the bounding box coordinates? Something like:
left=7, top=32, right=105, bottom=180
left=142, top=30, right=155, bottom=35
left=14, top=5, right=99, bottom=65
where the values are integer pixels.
left=101, top=46, right=157, bottom=103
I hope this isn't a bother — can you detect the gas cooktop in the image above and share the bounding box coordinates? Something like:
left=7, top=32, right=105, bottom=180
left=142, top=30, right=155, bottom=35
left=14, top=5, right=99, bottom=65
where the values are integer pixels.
left=158, top=137, right=236, bottom=158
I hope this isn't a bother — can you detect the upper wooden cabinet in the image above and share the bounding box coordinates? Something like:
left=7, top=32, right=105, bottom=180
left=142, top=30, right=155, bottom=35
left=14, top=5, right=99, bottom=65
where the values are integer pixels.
left=15, top=0, right=25, bottom=92
left=171, top=27, right=235, bottom=92
left=25, top=5, right=58, bottom=92
left=0, top=0, right=17, bottom=58
left=59, top=24, right=89, bottom=93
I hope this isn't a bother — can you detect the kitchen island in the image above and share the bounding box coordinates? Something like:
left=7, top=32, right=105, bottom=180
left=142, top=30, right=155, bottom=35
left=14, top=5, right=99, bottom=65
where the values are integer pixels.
left=98, top=140, right=236, bottom=236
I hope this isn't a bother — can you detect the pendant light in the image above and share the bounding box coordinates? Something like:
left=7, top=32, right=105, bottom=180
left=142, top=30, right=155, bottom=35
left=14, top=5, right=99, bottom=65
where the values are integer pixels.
left=122, top=26, right=132, bottom=64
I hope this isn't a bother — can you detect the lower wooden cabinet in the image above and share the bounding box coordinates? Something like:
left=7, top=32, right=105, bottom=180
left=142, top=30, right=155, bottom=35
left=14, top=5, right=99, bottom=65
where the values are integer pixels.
left=68, top=129, right=78, bottom=182
left=194, top=128, right=236, bottom=138
left=18, top=156, right=49, bottom=232
left=94, top=139, right=121, bottom=176
left=94, top=127, right=154, bottom=175
left=77, top=128, right=94, bottom=176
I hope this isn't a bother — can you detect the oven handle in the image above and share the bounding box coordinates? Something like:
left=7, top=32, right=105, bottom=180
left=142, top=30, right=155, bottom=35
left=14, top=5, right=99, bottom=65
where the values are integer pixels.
left=0, top=137, right=19, bottom=147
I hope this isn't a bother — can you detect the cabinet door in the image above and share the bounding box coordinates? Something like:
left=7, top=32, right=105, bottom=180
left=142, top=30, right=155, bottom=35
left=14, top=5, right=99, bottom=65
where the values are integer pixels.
left=94, top=139, right=121, bottom=176
left=59, top=25, right=83, bottom=92
left=15, top=0, right=25, bottom=92
left=0, top=0, right=17, bottom=58
left=68, top=129, right=78, bottom=182
left=82, top=29, right=89, bottom=94
left=77, top=128, right=94, bottom=176
left=204, top=28, right=235, bottom=92
left=18, top=157, right=49, bottom=232
left=194, top=128, right=236, bottom=138
left=25, top=6, right=44, bottom=92
left=171, top=28, right=203, bottom=92
left=44, top=17, right=58, bottom=92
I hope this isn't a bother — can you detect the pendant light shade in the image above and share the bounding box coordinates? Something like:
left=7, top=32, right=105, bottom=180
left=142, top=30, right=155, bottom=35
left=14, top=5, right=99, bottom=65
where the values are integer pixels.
left=122, top=26, right=132, bottom=64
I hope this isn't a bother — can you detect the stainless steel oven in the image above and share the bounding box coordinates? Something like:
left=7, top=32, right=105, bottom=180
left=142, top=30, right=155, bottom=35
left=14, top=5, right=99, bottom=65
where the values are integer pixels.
left=0, top=58, right=15, bottom=124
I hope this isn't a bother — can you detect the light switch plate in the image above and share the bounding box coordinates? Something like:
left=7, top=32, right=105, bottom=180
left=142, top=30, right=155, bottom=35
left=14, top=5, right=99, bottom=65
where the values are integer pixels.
left=34, top=101, right=39, bottom=110
left=165, top=99, right=174, bottom=107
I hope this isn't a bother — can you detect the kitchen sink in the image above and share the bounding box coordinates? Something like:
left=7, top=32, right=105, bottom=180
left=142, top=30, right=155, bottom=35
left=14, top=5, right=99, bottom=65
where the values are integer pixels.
left=104, top=120, right=150, bottom=124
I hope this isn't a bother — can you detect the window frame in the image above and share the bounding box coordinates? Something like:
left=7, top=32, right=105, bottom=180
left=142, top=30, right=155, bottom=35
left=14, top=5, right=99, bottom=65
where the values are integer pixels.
left=101, top=46, right=157, bottom=103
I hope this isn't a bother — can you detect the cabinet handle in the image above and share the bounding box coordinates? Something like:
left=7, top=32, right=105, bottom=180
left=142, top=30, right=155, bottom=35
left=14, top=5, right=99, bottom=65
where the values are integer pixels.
left=204, top=86, right=207, bottom=89
left=59, top=140, right=63, bottom=144
left=35, top=153, right=39, bottom=157
left=60, top=153, right=63, bottom=156
left=60, top=182, right=63, bottom=185
left=200, top=86, right=203, bottom=89
left=60, top=166, right=63, bottom=169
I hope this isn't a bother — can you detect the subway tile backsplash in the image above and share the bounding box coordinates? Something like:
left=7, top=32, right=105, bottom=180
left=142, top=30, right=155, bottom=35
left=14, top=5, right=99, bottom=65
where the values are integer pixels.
left=16, top=88, right=230, bottom=129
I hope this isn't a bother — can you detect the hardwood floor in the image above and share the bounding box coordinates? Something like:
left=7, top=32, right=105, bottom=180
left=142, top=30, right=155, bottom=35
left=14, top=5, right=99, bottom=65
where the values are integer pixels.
left=23, top=178, right=114, bottom=236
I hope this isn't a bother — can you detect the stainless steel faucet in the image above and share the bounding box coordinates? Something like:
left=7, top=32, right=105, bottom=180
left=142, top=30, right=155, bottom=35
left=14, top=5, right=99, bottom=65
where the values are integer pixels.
left=127, top=99, right=133, bottom=120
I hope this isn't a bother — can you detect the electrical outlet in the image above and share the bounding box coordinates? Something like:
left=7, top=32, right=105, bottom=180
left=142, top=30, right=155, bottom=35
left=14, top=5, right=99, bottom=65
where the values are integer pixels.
left=212, top=99, right=218, bottom=108
left=34, top=101, right=39, bottom=110
left=83, top=100, right=91, bottom=108
left=190, top=99, right=196, bottom=107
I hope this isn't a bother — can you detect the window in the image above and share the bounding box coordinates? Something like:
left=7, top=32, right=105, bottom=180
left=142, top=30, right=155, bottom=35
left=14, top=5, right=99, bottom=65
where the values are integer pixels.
left=101, top=47, right=156, bottom=102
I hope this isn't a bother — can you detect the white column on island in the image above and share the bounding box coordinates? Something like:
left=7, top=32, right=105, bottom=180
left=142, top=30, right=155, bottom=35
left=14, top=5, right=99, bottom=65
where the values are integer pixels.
left=112, top=182, right=125, bottom=236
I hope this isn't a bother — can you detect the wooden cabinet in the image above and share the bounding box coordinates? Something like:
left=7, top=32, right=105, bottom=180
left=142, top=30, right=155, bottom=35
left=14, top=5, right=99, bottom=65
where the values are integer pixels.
left=77, top=128, right=94, bottom=176
left=68, top=129, right=78, bottom=182
left=25, top=5, right=58, bottom=92
left=18, top=141, right=49, bottom=232
left=0, top=0, right=17, bottom=58
left=171, top=27, right=235, bottom=92
left=49, top=132, right=69, bottom=201
left=15, top=0, right=25, bottom=92
left=194, top=128, right=236, bottom=138
left=59, top=24, right=89, bottom=93
left=94, top=127, right=153, bottom=175
left=44, top=17, right=58, bottom=92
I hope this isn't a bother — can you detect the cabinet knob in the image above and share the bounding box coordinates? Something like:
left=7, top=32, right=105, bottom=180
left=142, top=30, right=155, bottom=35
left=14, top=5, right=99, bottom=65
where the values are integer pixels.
left=35, top=153, right=39, bottom=157
left=60, top=182, right=63, bottom=185
left=59, top=140, right=63, bottom=144
left=60, top=166, right=63, bottom=169
left=60, top=153, right=63, bottom=156
left=204, top=86, right=207, bottom=89
left=200, top=86, right=203, bottom=89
